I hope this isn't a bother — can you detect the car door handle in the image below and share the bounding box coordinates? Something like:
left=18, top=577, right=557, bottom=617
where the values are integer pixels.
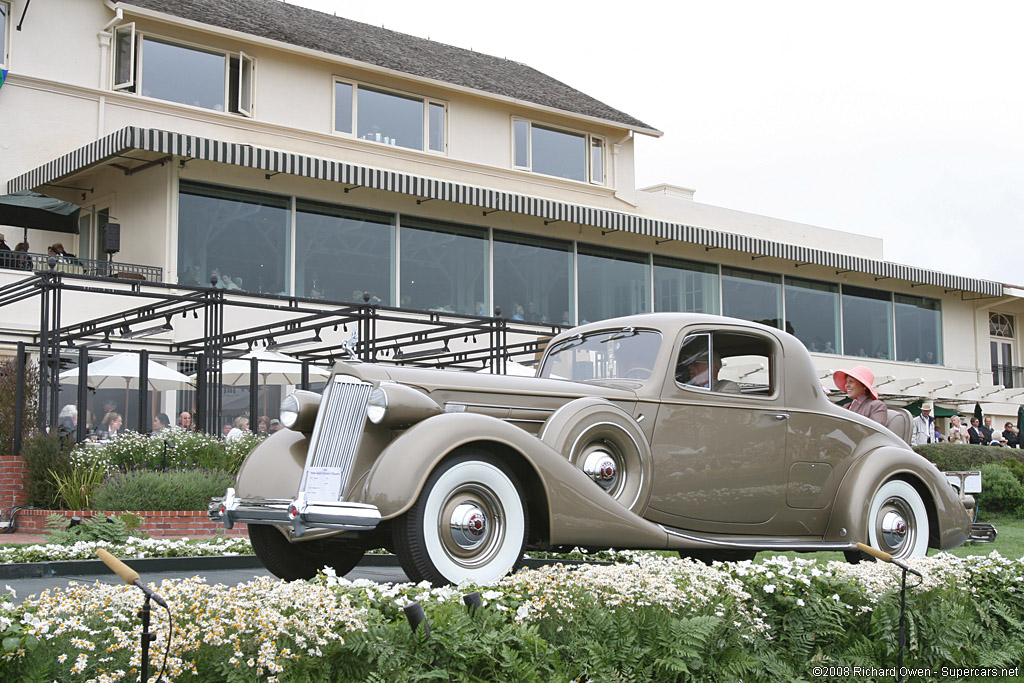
left=769, top=413, right=790, bottom=420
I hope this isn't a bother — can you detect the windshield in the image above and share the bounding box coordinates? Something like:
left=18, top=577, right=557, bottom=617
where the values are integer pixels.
left=538, top=328, right=663, bottom=382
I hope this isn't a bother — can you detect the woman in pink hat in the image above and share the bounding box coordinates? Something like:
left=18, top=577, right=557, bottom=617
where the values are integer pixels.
left=834, top=365, right=888, bottom=426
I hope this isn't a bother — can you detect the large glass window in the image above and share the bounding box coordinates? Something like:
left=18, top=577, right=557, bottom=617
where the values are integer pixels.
left=141, top=37, right=225, bottom=110
left=334, top=80, right=446, bottom=153
left=494, top=231, right=573, bottom=324
left=577, top=245, right=649, bottom=324
left=894, top=294, right=941, bottom=364
left=842, top=285, right=893, bottom=360
left=399, top=218, right=487, bottom=315
left=113, top=29, right=253, bottom=115
left=1, top=2, right=9, bottom=70
left=513, top=120, right=605, bottom=184
left=722, top=267, right=782, bottom=328
left=295, top=201, right=395, bottom=304
left=177, top=182, right=290, bottom=294
left=653, top=256, right=719, bottom=314
left=785, top=277, right=840, bottom=354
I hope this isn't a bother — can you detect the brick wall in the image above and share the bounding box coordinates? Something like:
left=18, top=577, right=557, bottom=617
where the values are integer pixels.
left=13, top=508, right=247, bottom=537
left=0, top=456, right=27, bottom=509
left=0, top=455, right=246, bottom=537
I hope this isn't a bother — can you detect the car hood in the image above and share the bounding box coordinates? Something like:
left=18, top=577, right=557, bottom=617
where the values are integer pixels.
left=333, top=362, right=639, bottom=418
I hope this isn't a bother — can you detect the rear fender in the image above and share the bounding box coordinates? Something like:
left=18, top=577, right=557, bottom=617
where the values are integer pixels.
left=825, top=446, right=970, bottom=549
left=361, top=412, right=669, bottom=549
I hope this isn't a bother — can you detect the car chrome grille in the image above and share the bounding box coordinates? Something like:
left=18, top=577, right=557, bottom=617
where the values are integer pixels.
left=303, top=379, right=372, bottom=501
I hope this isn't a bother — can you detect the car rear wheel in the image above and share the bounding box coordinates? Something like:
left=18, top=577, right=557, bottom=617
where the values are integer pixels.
left=864, top=479, right=929, bottom=560
left=249, top=524, right=365, bottom=581
left=392, top=451, right=528, bottom=586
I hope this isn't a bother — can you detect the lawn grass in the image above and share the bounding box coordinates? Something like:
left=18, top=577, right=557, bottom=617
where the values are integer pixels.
left=753, top=517, right=1024, bottom=564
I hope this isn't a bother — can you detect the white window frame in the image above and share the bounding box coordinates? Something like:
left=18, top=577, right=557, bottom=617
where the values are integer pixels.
left=512, top=117, right=606, bottom=185
left=111, top=26, right=254, bottom=117
left=332, top=77, right=447, bottom=155
left=1, top=1, right=13, bottom=71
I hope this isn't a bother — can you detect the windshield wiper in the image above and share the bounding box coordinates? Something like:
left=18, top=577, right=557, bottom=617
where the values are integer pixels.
left=602, top=326, right=638, bottom=342
left=546, top=333, right=585, bottom=355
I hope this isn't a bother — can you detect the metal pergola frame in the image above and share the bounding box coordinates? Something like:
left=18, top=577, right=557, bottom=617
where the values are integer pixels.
left=0, top=269, right=561, bottom=454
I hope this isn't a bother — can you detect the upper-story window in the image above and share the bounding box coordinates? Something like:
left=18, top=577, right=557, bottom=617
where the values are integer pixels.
left=513, top=119, right=605, bottom=184
left=1, top=1, right=10, bottom=70
left=112, top=24, right=253, bottom=115
left=334, top=79, right=446, bottom=153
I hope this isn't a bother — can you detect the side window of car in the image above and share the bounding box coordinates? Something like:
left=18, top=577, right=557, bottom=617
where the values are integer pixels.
left=676, top=331, right=774, bottom=395
left=676, top=333, right=712, bottom=389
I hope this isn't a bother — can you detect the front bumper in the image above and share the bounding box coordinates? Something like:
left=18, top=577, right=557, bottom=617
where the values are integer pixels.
left=209, top=488, right=381, bottom=537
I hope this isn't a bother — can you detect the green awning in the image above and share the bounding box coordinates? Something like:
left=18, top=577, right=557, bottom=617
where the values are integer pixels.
left=901, top=399, right=960, bottom=418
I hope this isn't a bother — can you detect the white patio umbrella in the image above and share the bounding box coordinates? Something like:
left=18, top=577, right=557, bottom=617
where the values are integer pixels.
left=59, top=352, right=195, bottom=421
left=59, top=352, right=195, bottom=391
left=196, top=350, right=330, bottom=415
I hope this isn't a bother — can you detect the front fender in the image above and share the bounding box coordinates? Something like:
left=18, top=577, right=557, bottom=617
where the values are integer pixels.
left=825, top=446, right=970, bottom=549
left=234, top=429, right=308, bottom=499
left=361, top=412, right=669, bottom=549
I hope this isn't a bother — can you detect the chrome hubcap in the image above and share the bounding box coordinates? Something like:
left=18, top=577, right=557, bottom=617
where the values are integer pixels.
left=438, top=484, right=504, bottom=568
left=881, top=510, right=907, bottom=548
left=582, top=448, right=618, bottom=491
left=450, top=503, right=488, bottom=549
left=876, top=497, right=916, bottom=556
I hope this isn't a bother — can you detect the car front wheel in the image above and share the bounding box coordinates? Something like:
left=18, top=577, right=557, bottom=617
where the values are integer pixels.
left=392, top=451, right=528, bottom=586
left=864, top=479, right=930, bottom=560
left=249, top=524, right=365, bottom=581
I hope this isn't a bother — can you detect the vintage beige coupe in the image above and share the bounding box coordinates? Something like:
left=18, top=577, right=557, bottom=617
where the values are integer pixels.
left=211, top=313, right=978, bottom=585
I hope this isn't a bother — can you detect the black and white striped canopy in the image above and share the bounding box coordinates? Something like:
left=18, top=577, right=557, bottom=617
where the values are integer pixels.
left=9, top=126, right=1002, bottom=296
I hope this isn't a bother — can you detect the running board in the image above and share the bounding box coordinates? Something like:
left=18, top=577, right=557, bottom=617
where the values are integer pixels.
left=660, top=525, right=856, bottom=553
left=969, top=523, right=997, bottom=543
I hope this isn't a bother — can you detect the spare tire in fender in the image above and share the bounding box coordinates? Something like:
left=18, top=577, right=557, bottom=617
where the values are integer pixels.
left=539, top=397, right=652, bottom=514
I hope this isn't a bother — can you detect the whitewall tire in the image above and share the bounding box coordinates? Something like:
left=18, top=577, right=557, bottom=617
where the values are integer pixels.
left=866, top=479, right=929, bottom=559
left=393, top=451, right=527, bottom=586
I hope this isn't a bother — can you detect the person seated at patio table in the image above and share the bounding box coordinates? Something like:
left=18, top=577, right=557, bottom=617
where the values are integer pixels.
left=833, top=365, right=887, bottom=426
left=226, top=416, right=249, bottom=442
left=98, top=412, right=123, bottom=439
left=12, top=242, right=33, bottom=271
left=178, top=411, right=194, bottom=430
left=255, top=415, right=271, bottom=437
left=56, top=404, right=78, bottom=439
left=152, top=412, right=171, bottom=435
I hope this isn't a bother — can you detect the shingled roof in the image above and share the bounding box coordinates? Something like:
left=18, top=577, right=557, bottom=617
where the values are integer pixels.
left=119, top=0, right=656, bottom=131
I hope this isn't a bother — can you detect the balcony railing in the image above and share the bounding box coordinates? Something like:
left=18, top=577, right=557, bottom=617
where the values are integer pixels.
left=993, top=364, right=1023, bottom=389
left=1, top=251, right=163, bottom=282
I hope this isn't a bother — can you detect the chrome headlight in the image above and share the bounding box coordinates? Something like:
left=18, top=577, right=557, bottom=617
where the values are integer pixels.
left=365, top=383, right=441, bottom=428
left=367, top=387, right=388, bottom=424
left=279, top=390, right=322, bottom=432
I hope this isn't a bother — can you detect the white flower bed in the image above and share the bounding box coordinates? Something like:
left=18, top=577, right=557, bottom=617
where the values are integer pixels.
left=0, top=537, right=253, bottom=564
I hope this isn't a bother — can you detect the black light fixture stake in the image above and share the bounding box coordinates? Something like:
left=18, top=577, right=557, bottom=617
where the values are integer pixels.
left=856, top=543, right=922, bottom=682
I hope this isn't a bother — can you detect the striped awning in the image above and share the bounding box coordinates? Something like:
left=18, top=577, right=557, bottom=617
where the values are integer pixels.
left=9, top=126, right=1002, bottom=296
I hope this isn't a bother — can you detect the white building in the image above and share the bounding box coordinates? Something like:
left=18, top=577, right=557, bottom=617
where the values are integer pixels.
left=1, top=0, right=1021, bottom=431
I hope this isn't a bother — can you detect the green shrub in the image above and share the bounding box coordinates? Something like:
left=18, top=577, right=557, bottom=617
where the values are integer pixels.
left=0, top=357, right=39, bottom=455
left=976, top=464, right=1024, bottom=517
left=44, top=512, right=144, bottom=545
left=50, top=459, right=108, bottom=510
left=72, top=428, right=259, bottom=474
left=19, top=433, right=74, bottom=508
left=1001, top=456, right=1024, bottom=486
left=89, top=468, right=236, bottom=511
left=913, top=442, right=1023, bottom=471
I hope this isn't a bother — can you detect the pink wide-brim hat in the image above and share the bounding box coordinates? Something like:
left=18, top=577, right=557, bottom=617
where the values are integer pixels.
left=834, top=365, right=879, bottom=400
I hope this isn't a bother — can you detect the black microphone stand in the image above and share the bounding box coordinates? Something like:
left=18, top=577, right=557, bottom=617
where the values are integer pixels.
left=138, top=594, right=156, bottom=683
left=896, top=564, right=908, bottom=683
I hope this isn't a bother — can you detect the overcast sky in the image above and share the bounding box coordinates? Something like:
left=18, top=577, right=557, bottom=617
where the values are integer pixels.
left=289, top=0, right=1023, bottom=288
